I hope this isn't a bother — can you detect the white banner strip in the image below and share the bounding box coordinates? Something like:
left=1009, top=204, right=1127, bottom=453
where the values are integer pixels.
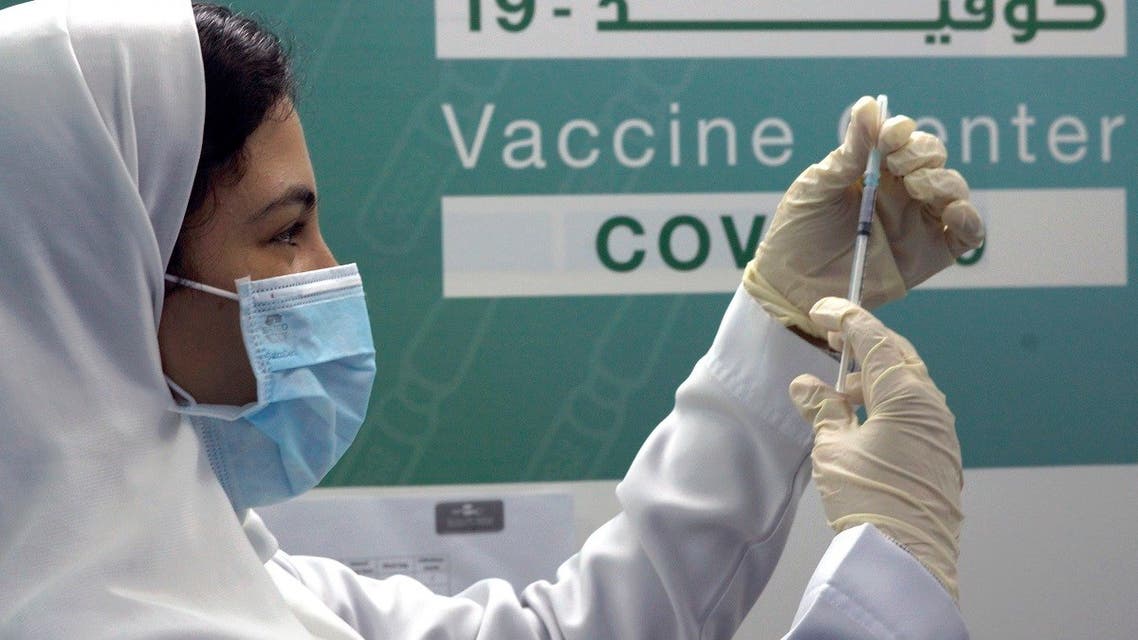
left=442, top=188, right=1128, bottom=298
left=436, top=0, right=1126, bottom=59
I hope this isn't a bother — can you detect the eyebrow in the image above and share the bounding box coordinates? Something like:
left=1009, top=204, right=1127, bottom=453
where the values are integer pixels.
left=247, top=185, right=317, bottom=223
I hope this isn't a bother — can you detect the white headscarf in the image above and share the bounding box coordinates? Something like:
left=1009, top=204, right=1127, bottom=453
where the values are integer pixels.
left=0, top=1, right=311, bottom=636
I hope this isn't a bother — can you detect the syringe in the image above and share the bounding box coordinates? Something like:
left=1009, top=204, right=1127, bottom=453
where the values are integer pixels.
left=836, top=94, right=888, bottom=394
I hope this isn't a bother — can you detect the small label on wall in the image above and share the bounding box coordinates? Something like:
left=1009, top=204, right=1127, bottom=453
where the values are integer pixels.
left=436, top=500, right=506, bottom=534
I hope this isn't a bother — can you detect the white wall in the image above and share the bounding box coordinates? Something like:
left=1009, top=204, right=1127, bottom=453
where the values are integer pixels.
left=325, top=464, right=1138, bottom=638
left=741, top=464, right=1138, bottom=639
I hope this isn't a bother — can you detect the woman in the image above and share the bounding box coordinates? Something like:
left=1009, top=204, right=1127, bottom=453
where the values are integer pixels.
left=0, top=1, right=980, bottom=637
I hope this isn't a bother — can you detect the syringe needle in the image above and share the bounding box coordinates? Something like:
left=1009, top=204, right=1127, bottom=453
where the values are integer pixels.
left=836, top=94, right=888, bottom=394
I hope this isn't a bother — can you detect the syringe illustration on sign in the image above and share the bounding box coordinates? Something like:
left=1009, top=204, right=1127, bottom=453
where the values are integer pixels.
left=523, top=297, right=683, bottom=481
left=353, top=64, right=517, bottom=257
left=438, top=1, right=1119, bottom=58
left=517, top=60, right=694, bottom=481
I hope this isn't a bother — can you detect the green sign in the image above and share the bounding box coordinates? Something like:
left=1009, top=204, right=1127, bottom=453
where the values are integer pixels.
left=8, top=0, right=1131, bottom=483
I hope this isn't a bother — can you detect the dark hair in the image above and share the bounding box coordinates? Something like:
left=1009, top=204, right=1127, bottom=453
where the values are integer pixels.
left=168, top=3, right=297, bottom=278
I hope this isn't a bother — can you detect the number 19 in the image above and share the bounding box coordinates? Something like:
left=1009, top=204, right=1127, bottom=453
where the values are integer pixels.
left=469, top=0, right=535, bottom=32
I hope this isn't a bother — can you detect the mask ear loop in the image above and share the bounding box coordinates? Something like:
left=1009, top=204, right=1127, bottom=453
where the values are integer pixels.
left=164, top=375, right=198, bottom=407
left=164, top=274, right=240, bottom=301
left=162, top=274, right=240, bottom=407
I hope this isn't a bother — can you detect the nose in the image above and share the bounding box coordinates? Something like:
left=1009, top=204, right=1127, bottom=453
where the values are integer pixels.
left=312, top=232, right=338, bottom=269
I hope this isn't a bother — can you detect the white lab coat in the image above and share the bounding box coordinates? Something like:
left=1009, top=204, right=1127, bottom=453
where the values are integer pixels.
left=246, top=289, right=967, bottom=640
left=2, top=1, right=320, bottom=637
left=0, top=0, right=965, bottom=637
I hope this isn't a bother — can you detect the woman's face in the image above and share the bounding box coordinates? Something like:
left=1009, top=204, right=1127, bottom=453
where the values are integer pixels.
left=158, top=106, right=336, bottom=406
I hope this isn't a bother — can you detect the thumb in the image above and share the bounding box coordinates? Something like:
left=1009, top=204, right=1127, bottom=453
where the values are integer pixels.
left=789, top=374, right=858, bottom=435
left=790, top=96, right=881, bottom=206
left=834, top=96, right=882, bottom=179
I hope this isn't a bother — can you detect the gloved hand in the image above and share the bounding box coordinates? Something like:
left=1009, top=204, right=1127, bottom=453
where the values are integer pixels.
left=789, top=297, right=963, bottom=602
left=743, top=96, right=984, bottom=339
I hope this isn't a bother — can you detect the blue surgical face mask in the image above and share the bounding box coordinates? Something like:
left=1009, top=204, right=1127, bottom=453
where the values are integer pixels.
left=163, top=264, right=376, bottom=511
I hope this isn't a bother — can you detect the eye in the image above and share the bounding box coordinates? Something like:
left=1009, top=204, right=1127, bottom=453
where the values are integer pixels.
left=271, top=221, right=307, bottom=246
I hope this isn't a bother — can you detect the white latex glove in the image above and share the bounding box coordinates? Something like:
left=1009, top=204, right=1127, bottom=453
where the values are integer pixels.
left=789, top=297, right=963, bottom=602
left=744, top=96, right=984, bottom=339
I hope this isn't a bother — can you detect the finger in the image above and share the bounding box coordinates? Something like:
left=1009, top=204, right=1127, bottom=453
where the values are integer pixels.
left=825, top=329, right=843, bottom=354
left=841, top=371, right=866, bottom=406
left=832, top=327, right=918, bottom=403
left=885, top=131, right=948, bottom=176
left=878, top=115, right=917, bottom=155
left=789, top=374, right=857, bottom=434
left=902, top=167, right=970, bottom=210
left=782, top=97, right=881, bottom=207
left=808, top=297, right=908, bottom=372
left=942, top=200, right=985, bottom=255
left=844, top=96, right=883, bottom=159
left=822, top=97, right=882, bottom=183
left=882, top=327, right=926, bottom=366
left=834, top=322, right=923, bottom=369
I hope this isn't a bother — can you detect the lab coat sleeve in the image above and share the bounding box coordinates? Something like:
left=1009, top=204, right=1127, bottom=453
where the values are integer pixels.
left=268, top=286, right=965, bottom=639
left=783, top=523, right=967, bottom=639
